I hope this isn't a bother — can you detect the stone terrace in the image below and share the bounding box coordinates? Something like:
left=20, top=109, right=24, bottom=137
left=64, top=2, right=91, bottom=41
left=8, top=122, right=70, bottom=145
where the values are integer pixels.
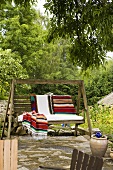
left=18, top=135, right=113, bottom=170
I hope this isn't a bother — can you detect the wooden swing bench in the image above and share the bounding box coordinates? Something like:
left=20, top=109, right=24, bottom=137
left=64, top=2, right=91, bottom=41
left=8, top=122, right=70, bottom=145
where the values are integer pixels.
left=2, top=79, right=92, bottom=139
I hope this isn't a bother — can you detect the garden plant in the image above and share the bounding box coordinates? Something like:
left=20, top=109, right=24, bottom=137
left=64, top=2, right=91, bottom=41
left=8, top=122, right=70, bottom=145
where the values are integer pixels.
left=80, top=104, right=113, bottom=136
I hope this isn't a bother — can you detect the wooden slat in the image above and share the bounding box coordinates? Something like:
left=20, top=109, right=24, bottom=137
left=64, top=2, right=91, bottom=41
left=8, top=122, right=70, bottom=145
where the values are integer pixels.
left=76, top=151, right=84, bottom=170
left=0, top=140, right=3, bottom=170
left=15, top=79, right=83, bottom=85
left=14, top=103, right=31, bottom=107
left=14, top=106, right=31, bottom=110
left=87, top=155, right=95, bottom=170
left=13, top=96, right=31, bottom=115
left=14, top=99, right=30, bottom=103
left=96, top=158, right=103, bottom=170
left=4, top=140, right=10, bottom=170
left=92, top=157, right=103, bottom=170
left=11, top=139, right=18, bottom=170
left=70, top=149, right=78, bottom=170
left=14, top=95, right=30, bottom=99
left=10, top=94, right=31, bottom=116
left=81, top=153, right=89, bottom=170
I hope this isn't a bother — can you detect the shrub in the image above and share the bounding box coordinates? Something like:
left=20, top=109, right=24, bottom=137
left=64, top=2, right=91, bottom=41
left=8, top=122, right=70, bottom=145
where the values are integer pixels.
left=80, top=104, right=113, bottom=135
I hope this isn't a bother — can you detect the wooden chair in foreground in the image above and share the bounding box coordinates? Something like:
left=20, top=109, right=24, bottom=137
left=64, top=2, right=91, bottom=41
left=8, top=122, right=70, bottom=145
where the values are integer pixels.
left=39, top=148, right=103, bottom=170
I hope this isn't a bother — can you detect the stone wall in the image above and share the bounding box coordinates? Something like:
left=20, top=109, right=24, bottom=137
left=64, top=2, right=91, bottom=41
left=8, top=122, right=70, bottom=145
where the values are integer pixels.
left=0, top=100, right=7, bottom=114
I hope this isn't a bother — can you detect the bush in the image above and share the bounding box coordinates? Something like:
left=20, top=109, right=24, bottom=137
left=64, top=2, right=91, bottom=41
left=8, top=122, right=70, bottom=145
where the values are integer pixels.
left=80, top=104, right=113, bottom=135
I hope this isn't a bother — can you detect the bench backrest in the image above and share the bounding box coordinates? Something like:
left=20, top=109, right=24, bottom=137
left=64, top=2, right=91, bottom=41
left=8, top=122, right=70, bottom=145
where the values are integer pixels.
left=70, top=148, right=103, bottom=170
left=14, top=95, right=31, bottom=115
left=14, top=94, right=77, bottom=116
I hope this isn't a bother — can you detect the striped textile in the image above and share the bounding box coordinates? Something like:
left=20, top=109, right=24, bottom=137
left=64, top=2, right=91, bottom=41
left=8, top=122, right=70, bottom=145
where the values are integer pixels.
left=30, top=113, right=48, bottom=138
left=22, top=111, right=48, bottom=136
left=52, top=95, right=76, bottom=114
left=30, top=94, right=38, bottom=113
left=22, top=111, right=33, bottom=131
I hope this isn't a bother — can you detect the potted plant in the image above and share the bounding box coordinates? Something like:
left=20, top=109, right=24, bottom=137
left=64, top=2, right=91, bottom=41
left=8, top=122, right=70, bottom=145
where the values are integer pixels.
left=90, top=132, right=108, bottom=157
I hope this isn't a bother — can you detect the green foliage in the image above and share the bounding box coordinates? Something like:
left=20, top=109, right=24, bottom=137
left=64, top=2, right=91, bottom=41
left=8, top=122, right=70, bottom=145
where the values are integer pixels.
left=0, top=49, right=27, bottom=80
left=0, top=4, right=47, bottom=78
left=44, top=0, right=113, bottom=70
left=30, top=84, right=78, bottom=98
left=81, top=60, right=113, bottom=106
left=0, top=3, right=79, bottom=80
left=1, top=1, right=113, bottom=108
left=35, top=38, right=79, bottom=80
left=0, top=3, right=81, bottom=96
left=1, top=0, right=113, bottom=70
left=0, top=0, right=38, bottom=6
left=0, top=48, right=28, bottom=97
left=80, top=105, right=113, bottom=135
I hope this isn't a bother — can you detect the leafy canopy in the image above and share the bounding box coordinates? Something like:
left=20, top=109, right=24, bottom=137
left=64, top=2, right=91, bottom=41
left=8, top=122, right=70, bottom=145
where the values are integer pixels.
left=44, top=0, right=113, bottom=70
left=1, top=0, right=113, bottom=70
left=0, top=2, right=81, bottom=96
left=0, top=0, right=37, bottom=6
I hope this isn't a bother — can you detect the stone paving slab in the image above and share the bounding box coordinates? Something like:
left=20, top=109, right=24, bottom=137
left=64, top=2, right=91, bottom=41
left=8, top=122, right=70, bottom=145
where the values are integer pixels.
left=18, top=135, right=113, bottom=170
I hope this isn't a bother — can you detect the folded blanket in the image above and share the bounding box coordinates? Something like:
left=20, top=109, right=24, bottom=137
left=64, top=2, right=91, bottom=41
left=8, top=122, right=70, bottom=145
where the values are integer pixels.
left=22, top=111, right=48, bottom=136
left=22, top=112, right=32, bottom=130
left=52, top=95, right=76, bottom=114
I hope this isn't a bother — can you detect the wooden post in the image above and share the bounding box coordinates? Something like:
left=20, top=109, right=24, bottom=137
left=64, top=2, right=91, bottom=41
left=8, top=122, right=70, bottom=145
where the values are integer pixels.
left=75, top=83, right=82, bottom=136
left=77, top=84, right=82, bottom=115
left=81, top=81, right=92, bottom=137
left=1, top=86, right=11, bottom=139
left=7, top=80, right=15, bottom=139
